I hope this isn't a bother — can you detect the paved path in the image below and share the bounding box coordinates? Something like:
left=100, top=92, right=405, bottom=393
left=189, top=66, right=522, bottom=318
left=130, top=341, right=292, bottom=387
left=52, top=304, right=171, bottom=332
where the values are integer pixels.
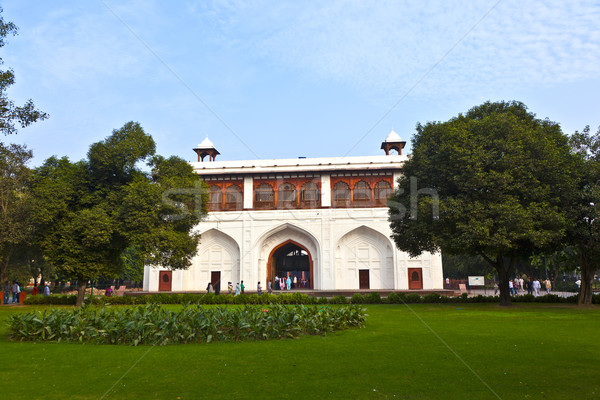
left=465, top=288, right=579, bottom=298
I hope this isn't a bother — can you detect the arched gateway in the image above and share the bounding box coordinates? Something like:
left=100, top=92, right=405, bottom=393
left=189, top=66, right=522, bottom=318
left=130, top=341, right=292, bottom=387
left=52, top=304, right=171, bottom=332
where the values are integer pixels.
left=257, top=223, right=320, bottom=290
left=267, top=240, right=314, bottom=289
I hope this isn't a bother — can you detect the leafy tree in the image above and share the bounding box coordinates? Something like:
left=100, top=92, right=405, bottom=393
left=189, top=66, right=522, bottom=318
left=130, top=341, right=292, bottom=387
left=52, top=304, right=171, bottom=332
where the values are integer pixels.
left=567, top=125, right=600, bottom=304
left=0, top=7, right=48, bottom=135
left=388, top=101, right=577, bottom=306
left=0, top=142, right=33, bottom=282
left=31, top=122, right=206, bottom=306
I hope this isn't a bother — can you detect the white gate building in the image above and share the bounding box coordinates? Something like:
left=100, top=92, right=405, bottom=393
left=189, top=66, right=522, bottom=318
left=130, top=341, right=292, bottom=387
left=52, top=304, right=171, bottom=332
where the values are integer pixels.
left=143, top=131, right=443, bottom=292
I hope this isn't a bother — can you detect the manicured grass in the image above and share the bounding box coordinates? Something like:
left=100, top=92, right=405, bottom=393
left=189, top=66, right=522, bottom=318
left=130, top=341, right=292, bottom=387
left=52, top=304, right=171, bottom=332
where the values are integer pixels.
left=1, top=303, right=599, bottom=399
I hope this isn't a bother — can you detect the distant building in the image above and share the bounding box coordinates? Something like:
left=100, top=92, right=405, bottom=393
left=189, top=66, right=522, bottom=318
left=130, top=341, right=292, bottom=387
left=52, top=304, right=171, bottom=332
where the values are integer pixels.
left=143, top=131, right=443, bottom=292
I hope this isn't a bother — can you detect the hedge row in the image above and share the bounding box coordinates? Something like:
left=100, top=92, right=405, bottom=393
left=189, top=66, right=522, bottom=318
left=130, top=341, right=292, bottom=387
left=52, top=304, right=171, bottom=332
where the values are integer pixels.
left=23, top=292, right=600, bottom=306
left=9, top=303, right=367, bottom=345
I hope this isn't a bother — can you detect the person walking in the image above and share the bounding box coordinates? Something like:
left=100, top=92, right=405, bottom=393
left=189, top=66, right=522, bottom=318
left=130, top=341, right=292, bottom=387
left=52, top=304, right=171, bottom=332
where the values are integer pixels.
left=241, top=280, right=245, bottom=294
left=544, top=278, right=552, bottom=294
left=533, top=279, right=541, bottom=297
left=267, top=280, right=272, bottom=294
left=508, top=280, right=514, bottom=296
left=11, top=281, right=20, bottom=304
left=257, top=282, right=262, bottom=296
left=293, top=275, right=297, bottom=289
left=206, top=282, right=213, bottom=294
left=235, top=282, right=240, bottom=296
left=525, top=278, right=533, bottom=295
left=286, top=276, right=292, bottom=291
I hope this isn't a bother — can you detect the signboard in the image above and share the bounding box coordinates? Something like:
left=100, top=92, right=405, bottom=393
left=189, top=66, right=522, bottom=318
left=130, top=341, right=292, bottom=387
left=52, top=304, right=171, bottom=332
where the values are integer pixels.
left=468, top=276, right=485, bottom=286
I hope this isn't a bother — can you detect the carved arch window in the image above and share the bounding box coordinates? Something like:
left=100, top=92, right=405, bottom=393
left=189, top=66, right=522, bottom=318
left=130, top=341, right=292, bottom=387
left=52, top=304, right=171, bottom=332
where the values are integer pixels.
left=300, top=181, right=320, bottom=208
left=277, top=182, right=297, bottom=208
left=332, top=181, right=351, bottom=208
left=208, top=185, right=223, bottom=211
left=224, top=185, right=242, bottom=211
left=374, top=180, right=392, bottom=206
left=353, top=181, right=372, bottom=205
left=254, top=183, right=274, bottom=209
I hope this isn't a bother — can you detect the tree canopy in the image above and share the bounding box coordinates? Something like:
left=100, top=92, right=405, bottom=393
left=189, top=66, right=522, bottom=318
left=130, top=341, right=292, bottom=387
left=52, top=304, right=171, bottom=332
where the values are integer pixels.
left=388, top=101, right=578, bottom=305
left=31, top=122, right=206, bottom=306
left=0, top=142, right=33, bottom=282
left=567, top=125, right=600, bottom=304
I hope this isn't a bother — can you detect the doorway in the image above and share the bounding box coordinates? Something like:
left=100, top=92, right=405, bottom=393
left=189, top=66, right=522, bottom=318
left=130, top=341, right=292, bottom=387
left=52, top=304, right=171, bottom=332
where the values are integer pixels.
left=359, top=269, right=370, bottom=289
left=267, top=240, right=313, bottom=289
left=158, top=270, right=172, bottom=291
left=211, top=271, right=221, bottom=292
left=408, top=268, right=423, bottom=290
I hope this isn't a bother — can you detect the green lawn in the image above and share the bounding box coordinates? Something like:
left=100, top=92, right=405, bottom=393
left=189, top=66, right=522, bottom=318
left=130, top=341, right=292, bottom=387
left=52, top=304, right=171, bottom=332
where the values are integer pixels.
left=1, top=303, right=598, bottom=400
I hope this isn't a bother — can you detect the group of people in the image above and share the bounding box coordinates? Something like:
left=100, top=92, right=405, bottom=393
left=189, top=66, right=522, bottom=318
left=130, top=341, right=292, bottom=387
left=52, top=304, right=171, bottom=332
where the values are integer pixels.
left=3, top=281, right=50, bottom=304
left=501, top=277, right=551, bottom=297
left=206, top=280, right=245, bottom=296
left=272, top=275, right=306, bottom=291
left=205, top=275, right=308, bottom=297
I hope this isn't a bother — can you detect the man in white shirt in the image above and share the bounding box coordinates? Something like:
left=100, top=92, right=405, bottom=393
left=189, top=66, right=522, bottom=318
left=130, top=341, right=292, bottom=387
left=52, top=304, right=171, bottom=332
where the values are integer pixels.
left=533, top=279, right=541, bottom=296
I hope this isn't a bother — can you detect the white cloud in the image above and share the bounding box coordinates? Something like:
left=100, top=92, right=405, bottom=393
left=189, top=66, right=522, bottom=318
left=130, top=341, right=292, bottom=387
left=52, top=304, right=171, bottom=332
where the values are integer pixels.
left=191, top=0, right=600, bottom=99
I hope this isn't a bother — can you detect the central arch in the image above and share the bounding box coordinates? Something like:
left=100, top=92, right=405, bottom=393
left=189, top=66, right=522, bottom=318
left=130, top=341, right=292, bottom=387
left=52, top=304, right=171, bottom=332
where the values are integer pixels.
left=267, top=240, right=313, bottom=289
left=256, top=223, right=320, bottom=289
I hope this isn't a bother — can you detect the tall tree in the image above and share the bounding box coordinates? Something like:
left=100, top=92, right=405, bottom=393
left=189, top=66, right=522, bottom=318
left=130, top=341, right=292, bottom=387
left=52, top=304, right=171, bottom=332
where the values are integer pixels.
left=388, top=101, right=577, bottom=305
left=0, top=7, right=48, bottom=135
left=32, top=122, right=206, bottom=306
left=568, top=126, right=600, bottom=305
left=0, top=142, right=33, bottom=282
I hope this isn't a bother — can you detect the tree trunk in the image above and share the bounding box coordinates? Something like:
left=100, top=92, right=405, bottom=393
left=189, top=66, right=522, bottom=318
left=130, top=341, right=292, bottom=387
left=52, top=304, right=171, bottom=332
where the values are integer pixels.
left=76, top=281, right=87, bottom=308
left=578, top=255, right=593, bottom=305
left=481, top=253, right=513, bottom=306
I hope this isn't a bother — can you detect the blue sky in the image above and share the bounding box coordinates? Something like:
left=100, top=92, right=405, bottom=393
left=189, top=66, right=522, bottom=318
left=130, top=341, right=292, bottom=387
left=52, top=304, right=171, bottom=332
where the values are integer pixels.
left=3, top=0, right=600, bottom=166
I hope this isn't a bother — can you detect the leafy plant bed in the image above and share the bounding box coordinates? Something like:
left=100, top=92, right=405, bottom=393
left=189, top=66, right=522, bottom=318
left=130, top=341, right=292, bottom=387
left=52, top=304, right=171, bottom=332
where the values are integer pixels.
left=8, top=303, right=367, bottom=345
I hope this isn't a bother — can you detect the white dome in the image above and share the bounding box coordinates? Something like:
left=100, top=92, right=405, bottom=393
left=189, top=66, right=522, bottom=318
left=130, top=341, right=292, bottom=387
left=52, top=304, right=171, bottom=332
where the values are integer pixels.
left=197, top=136, right=215, bottom=149
left=385, top=129, right=402, bottom=142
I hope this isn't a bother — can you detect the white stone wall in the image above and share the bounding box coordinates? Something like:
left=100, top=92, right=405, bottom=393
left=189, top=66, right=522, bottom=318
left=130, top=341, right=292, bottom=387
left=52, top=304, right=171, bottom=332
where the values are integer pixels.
left=144, top=207, right=443, bottom=292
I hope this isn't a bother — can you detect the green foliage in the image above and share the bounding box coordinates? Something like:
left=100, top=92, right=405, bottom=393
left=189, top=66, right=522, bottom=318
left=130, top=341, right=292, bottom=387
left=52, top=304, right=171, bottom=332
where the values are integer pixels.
left=9, top=303, right=367, bottom=345
left=25, top=291, right=594, bottom=307
left=30, top=122, right=206, bottom=306
left=566, top=125, right=600, bottom=304
left=328, top=295, right=349, bottom=304
left=0, top=142, right=35, bottom=282
left=350, top=293, right=366, bottom=304
left=389, top=101, right=578, bottom=305
left=23, top=295, right=77, bottom=305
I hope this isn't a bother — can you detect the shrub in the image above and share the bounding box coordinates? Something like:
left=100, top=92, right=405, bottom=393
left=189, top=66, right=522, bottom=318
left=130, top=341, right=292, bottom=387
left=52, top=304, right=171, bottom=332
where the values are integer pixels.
left=23, top=295, right=76, bottom=306
left=405, top=293, right=421, bottom=303
left=422, top=293, right=441, bottom=303
left=8, top=303, right=368, bottom=346
left=350, top=293, right=366, bottom=304
left=365, top=292, right=382, bottom=304
left=328, top=295, right=348, bottom=304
